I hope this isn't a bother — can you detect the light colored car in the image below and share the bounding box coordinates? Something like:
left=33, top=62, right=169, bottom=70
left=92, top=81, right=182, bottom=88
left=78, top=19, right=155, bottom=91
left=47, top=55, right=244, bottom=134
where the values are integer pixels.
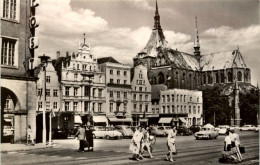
left=157, top=126, right=171, bottom=135
left=114, top=125, right=134, bottom=138
left=150, top=126, right=167, bottom=137
left=230, top=125, right=239, bottom=130
left=254, top=125, right=260, bottom=132
left=93, top=127, right=123, bottom=140
left=240, top=125, right=256, bottom=131
left=215, top=125, right=229, bottom=132
left=195, top=124, right=218, bottom=140
left=218, top=125, right=230, bottom=135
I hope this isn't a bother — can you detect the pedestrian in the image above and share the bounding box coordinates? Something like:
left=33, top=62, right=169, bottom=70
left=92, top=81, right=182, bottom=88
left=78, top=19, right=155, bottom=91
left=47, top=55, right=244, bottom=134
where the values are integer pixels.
left=85, top=122, right=94, bottom=151
left=165, top=125, right=177, bottom=162
left=141, top=126, right=154, bottom=159
left=74, top=124, right=86, bottom=152
left=26, top=125, right=34, bottom=145
left=220, top=130, right=238, bottom=163
left=129, top=126, right=144, bottom=161
left=230, top=129, right=242, bottom=162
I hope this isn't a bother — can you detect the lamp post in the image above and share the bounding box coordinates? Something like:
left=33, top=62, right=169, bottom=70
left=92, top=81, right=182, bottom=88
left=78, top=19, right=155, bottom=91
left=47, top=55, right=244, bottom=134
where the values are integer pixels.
left=38, top=54, right=50, bottom=145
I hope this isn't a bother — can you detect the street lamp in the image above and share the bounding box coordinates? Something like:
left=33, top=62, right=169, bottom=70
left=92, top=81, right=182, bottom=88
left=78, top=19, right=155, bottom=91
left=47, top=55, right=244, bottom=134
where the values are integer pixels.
left=38, top=54, right=50, bottom=145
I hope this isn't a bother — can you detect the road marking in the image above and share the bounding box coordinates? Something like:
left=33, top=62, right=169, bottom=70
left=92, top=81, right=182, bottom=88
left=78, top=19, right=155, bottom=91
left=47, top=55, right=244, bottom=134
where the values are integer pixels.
left=7, top=152, right=18, bottom=154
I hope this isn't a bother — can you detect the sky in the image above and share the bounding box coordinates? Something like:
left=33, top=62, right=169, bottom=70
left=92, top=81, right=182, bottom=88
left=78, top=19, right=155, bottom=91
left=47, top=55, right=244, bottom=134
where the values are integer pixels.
left=35, top=0, right=260, bottom=86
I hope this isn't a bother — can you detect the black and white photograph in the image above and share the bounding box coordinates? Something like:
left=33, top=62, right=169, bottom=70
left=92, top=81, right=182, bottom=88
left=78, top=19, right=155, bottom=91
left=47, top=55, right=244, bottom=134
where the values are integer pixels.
left=1, top=0, right=259, bottom=164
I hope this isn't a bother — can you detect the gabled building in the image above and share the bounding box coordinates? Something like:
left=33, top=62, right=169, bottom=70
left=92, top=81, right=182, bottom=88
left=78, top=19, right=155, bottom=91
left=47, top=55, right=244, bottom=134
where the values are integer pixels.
left=98, top=57, right=133, bottom=126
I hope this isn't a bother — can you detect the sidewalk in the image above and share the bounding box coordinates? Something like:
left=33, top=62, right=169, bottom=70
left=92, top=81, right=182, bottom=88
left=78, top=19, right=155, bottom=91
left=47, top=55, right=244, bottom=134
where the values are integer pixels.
left=1, top=143, right=57, bottom=153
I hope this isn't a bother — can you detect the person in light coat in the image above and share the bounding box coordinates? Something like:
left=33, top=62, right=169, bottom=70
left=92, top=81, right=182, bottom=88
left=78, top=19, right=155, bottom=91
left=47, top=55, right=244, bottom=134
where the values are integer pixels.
left=74, top=124, right=86, bottom=152
left=130, top=126, right=143, bottom=161
left=165, top=125, right=177, bottom=162
left=230, top=129, right=242, bottom=161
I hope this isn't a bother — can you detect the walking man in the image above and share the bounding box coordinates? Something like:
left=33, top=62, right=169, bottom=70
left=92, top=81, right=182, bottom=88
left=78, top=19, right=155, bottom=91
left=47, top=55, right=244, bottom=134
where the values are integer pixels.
left=131, top=126, right=144, bottom=161
left=74, top=124, right=86, bottom=152
left=165, top=125, right=177, bottom=162
left=141, top=126, right=154, bottom=159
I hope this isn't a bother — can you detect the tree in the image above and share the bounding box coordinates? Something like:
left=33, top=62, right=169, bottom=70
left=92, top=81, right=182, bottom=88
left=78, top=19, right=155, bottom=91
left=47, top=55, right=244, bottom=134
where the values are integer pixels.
left=240, top=89, right=258, bottom=125
left=203, top=87, right=232, bottom=126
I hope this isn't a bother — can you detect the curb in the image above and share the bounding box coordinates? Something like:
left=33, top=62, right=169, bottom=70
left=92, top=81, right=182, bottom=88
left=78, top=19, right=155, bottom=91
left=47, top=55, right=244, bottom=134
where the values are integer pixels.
left=1, top=144, right=58, bottom=153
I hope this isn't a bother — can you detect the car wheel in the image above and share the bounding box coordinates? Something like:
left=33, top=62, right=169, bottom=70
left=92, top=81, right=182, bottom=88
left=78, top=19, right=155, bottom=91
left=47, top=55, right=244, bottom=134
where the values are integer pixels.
left=196, top=137, right=199, bottom=140
left=105, top=135, right=110, bottom=140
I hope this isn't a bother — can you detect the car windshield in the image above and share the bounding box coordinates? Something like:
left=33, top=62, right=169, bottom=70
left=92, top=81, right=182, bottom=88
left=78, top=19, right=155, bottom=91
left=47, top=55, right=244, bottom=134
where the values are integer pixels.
left=220, top=127, right=226, bottom=129
left=107, top=127, right=115, bottom=131
left=158, top=127, right=164, bottom=130
left=201, top=128, right=210, bottom=131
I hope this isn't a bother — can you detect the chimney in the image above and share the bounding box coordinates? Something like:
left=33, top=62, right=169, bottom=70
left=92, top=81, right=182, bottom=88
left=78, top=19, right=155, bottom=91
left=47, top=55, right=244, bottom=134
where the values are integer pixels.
left=66, top=51, right=69, bottom=57
left=56, top=51, right=60, bottom=59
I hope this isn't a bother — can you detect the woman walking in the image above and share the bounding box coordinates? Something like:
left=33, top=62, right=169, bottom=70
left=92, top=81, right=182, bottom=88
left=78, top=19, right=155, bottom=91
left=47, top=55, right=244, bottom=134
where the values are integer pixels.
left=165, top=125, right=177, bottom=162
left=129, top=126, right=143, bottom=161
left=141, top=126, right=154, bottom=159
left=85, top=122, right=94, bottom=151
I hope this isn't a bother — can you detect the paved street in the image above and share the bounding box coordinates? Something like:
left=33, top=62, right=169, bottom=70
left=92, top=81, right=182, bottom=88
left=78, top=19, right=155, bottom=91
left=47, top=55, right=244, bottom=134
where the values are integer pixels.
left=2, top=131, right=259, bottom=165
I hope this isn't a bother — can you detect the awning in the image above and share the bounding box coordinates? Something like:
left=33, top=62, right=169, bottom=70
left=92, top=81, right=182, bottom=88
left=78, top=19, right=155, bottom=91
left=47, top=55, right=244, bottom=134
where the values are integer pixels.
left=179, top=117, right=187, bottom=123
left=93, top=116, right=108, bottom=123
left=158, top=117, right=173, bottom=124
left=74, top=116, right=82, bottom=124
left=139, top=118, right=148, bottom=122
left=108, top=117, right=133, bottom=122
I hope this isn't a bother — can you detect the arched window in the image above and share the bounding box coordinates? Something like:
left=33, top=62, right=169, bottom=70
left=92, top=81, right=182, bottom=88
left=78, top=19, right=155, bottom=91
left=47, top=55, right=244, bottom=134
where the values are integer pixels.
left=183, top=73, right=185, bottom=80
left=208, top=75, right=211, bottom=84
left=228, top=72, right=232, bottom=82
left=215, top=73, right=219, bottom=83
left=203, top=74, right=206, bottom=84
left=237, top=71, right=242, bottom=81
left=158, top=72, right=165, bottom=84
left=220, top=73, right=224, bottom=83
left=244, top=72, right=248, bottom=82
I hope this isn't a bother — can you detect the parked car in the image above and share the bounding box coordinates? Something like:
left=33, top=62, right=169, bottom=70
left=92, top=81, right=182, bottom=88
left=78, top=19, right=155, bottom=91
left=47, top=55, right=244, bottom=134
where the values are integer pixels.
left=93, top=127, right=123, bottom=140
left=254, top=125, right=260, bottom=132
left=129, top=126, right=137, bottom=132
left=189, top=125, right=201, bottom=134
left=177, top=126, right=192, bottom=136
left=215, top=125, right=229, bottom=132
left=240, top=125, right=256, bottom=131
left=150, top=126, right=167, bottom=137
left=52, top=129, right=68, bottom=139
left=157, top=126, right=171, bottom=135
left=114, top=125, right=134, bottom=138
left=218, top=125, right=230, bottom=135
left=194, top=124, right=218, bottom=140
left=230, top=125, right=240, bottom=130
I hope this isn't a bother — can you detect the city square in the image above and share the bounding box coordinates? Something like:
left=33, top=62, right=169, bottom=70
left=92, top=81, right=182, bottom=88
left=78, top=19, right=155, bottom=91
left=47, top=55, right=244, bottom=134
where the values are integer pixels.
left=1, top=0, right=259, bottom=164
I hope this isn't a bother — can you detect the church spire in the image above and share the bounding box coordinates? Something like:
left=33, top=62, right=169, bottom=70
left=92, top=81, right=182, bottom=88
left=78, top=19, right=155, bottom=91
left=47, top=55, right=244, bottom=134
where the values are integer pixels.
left=154, top=0, right=161, bottom=30
left=194, top=16, right=201, bottom=58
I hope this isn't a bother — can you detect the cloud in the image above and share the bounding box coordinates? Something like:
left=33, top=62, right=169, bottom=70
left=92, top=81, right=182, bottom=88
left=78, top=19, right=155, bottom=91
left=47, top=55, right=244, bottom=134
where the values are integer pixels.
left=130, top=0, right=154, bottom=11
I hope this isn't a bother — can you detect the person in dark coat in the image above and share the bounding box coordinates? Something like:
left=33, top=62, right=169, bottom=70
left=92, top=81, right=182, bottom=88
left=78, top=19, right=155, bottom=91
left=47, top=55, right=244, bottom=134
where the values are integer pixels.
left=85, top=122, right=94, bottom=151
left=74, top=124, right=86, bottom=152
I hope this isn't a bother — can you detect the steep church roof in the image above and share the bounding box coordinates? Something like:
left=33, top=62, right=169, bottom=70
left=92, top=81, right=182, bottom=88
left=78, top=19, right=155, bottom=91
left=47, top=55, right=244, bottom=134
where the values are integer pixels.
left=200, top=49, right=247, bottom=71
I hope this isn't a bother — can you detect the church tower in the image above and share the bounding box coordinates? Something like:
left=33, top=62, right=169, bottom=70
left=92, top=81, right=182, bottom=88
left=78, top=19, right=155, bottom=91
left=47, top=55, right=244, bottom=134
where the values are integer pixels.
left=154, top=0, right=161, bottom=30
left=194, top=17, right=201, bottom=59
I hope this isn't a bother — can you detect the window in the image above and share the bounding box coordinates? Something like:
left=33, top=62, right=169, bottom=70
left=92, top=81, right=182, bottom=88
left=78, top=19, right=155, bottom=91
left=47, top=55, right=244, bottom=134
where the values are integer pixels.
left=220, top=72, right=224, bottom=83
left=177, top=105, right=179, bottom=113
left=84, top=101, right=88, bottom=112
left=139, top=74, right=143, bottom=78
left=172, top=105, right=175, bottom=113
left=1, top=37, right=17, bottom=66
left=167, top=95, right=170, bottom=102
left=145, top=105, right=148, bottom=112
left=134, top=104, right=137, bottom=112
left=117, top=91, right=120, bottom=98
left=133, top=94, right=136, bottom=101
left=110, top=70, right=113, bottom=74
left=77, top=64, right=80, bottom=70
left=237, top=71, right=242, bottom=81
left=65, top=87, right=70, bottom=96
left=53, top=102, right=57, bottom=109
left=46, top=102, right=50, bottom=110
left=139, top=87, right=142, bottom=91
left=74, top=74, right=78, bottom=81
left=215, top=73, right=219, bottom=83
left=167, top=106, right=170, bottom=113
left=176, top=94, right=179, bottom=101
left=184, top=106, right=186, bottom=113
left=117, top=79, right=120, bottom=84
left=98, top=89, right=102, bottom=97
left=190, top=96, right=192, bottom=102
left=117, top=70, right=120, bottom=75
left=197, top=97, right=199, bottom=102
left=37, top=88, right=42, bottom=96
left=184, top=95, right=186, bottom=102
left=2, top=0, right=19, bottom=20
left=124, top=103, right=127, bottom=111
left=98, top=103, right=102, bottom=112
left=110, top=79, right=113, bottom=83
left=139, top=94, right=142, bottom=101
left=83, top=64, right=87, bottom=70
left=124, top=92, right=127, bottom=99
left=145, top=95, right=148, bottom=101
left=5, top=99, right=10, bottom=109
left=189, top=106, right=191, bottom=114
left=65, top=102, right=70, bottom=111
left=46, top=89, right=50, bottom=96
left=198, top=106, right=200, bottom=114
left=46, top=76, right=50, bottom=83
left=82, top=75, right=86, bottom=80
left=53, top=89, right=58, bottom=97
left=73, top=102, right=78, bottom=111
left=162, top=106, right=165, bottom=113
left=124, top=80, right=127, bottom=84
left=124, top=71, right=127, bottom=76
left=145, top=87, right=147, bottom=91
left=110, top=91, right=113, bottom=98
left=139, top=104, right=142, bottom=112
left=180, top=106, right=183, bottom=113
left=228, top=72, right=232, bottom=82
left=172, top=95, right=174, bottom=102
left=110, top=103, right=113, bottom=112
left=193, top=106, right=196, bottom=114
left=180, top=95, right=182, bottom=102
left=84, top=86, right=90, bottom=97
left=74, top=88, right=78, bottom=96
left=38, top=101, right=42, bottom=109
left=139, top=80, right=142, bottom=85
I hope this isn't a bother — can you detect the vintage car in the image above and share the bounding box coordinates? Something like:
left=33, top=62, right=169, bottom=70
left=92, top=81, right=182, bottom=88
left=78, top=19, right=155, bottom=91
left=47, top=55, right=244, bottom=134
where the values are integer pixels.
left=150, top=126, right=167, bottom=137
left=254, top=125, right=260, bottom=132
left=177, top=126, right=192, bottom=136
left=157, top=126, right=171, bottom=135
left=114, top=125, right=134, bottom=138
left=240, top=125, right=256, bottom=131
left=189, top=125, right=201, bottom=134
left=93, top=127, right=123, bottom=140
left=194, top=124, right=218, bottom=140
left=218, top=125, right=230, bottom=135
